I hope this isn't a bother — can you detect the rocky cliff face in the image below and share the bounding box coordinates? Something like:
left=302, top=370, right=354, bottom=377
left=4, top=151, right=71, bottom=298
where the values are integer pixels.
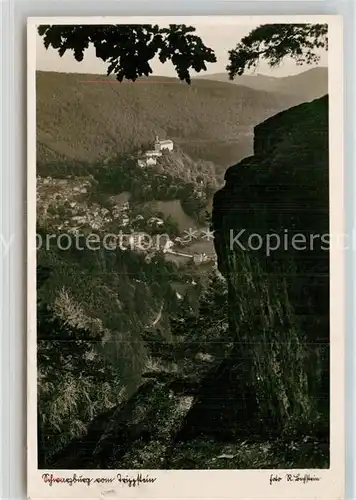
left=214, top=95, right=329, bottom=322
left=178, top=96, right=330, bottom=442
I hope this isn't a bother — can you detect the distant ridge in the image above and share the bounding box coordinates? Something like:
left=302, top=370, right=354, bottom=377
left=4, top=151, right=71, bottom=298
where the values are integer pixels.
left=194, top=67, right=328, bottom=101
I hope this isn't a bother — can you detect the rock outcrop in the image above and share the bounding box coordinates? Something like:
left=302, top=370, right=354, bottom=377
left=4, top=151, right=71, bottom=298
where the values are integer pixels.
left=49, top=379, right=197, bottom=469
left=177, top=96, right=330, bottom=441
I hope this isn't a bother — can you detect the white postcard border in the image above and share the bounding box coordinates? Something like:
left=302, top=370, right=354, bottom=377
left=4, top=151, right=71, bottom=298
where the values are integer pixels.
left=27, top=14, right=345, bottom=500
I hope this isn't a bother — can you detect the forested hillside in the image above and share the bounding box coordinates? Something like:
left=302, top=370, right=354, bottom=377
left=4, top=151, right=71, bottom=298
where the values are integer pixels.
left=37, top=71, right=314, bottom=169
left=36, top=144, right=220, bottom=465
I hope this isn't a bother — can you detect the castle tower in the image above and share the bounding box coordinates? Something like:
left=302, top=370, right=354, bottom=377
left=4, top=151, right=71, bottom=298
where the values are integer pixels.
left=154, top=135, right=161, bottom=152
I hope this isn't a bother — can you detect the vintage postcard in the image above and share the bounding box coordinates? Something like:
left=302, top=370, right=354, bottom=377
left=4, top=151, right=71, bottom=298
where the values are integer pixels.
left=27, top=15, right=344, bottom=500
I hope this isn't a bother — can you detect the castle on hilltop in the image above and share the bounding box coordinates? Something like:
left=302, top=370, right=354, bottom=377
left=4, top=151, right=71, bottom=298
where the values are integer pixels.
left=138, top=135, right=174, bottom=167
left=154, top=135, right=174, bottom=152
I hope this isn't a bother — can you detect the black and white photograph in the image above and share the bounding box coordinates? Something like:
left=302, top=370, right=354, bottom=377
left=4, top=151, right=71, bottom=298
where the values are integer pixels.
left=27, top=15, right=344, bottom=500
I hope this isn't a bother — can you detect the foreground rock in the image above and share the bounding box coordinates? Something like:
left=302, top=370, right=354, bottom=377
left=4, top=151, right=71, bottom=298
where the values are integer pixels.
left=50, top=379, right=196, bottom=469
left=176, top=96, right=330, bottom=443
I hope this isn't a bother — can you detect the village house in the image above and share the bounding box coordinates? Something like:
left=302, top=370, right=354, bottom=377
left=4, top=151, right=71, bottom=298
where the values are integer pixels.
left=193, top=252, right=210, bottom=265
left=148, top=216, right=164, bottom=227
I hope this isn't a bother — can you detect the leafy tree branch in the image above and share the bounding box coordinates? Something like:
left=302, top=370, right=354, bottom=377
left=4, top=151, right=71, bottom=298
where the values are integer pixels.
left=38, top=24, right=217, bottom=83
left=227, top=23, right=328, bottom=78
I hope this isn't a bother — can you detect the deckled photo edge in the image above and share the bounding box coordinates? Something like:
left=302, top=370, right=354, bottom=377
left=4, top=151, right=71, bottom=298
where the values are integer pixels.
left=27, top=14, right=344, bottom=500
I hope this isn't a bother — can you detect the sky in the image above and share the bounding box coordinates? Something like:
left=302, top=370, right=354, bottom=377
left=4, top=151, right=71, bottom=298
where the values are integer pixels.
left=36, top=24, right=328, bottom=78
